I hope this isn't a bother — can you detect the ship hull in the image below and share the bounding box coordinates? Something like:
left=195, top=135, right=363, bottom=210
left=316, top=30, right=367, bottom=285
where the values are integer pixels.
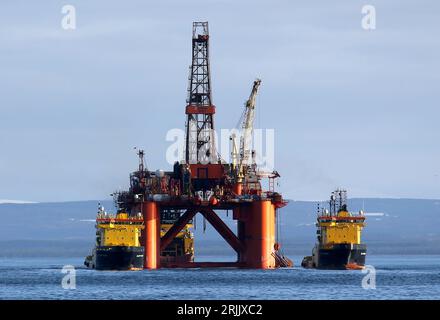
left=94, top=246, right=144, bottom=270
left=160, top=253, right=194, bottom=267
left=316, top=243, right=366, bottom=270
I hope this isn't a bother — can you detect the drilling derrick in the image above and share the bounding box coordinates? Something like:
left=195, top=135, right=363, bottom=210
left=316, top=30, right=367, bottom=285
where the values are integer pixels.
left=185, top=22, right=217, bottom=164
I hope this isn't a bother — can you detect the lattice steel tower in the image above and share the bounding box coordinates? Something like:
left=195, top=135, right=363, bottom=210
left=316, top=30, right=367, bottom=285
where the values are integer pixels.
left=330, top=189, right=348, bottom=215
left=185, top=22, right=217, bottom=164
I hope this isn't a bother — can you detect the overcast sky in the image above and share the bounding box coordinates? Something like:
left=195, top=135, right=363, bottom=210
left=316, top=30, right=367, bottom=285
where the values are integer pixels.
left=0, top=0, right=439, bottom=202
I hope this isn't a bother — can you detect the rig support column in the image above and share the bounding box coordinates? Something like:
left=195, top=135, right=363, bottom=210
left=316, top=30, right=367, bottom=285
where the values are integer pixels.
left=237, top=219, right=246, bottom=263
left=242, top=200, right=276, bottom=269
left=142, top=201, right=160, bottom=269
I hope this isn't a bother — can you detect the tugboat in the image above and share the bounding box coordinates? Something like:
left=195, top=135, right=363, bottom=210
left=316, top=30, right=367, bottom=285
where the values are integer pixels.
left=84, top=204, right=144, bottom=270
left=160, top=209, right=194, bottom=266
left=116, top=150, right=196, bottom=267
left=301, top=189, right=366, bottom=270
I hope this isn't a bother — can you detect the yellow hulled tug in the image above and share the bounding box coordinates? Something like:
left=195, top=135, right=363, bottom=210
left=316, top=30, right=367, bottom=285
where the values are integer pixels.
left=84, top=204, right=145, bottom=270
left=84, top=151, right=196, bottom=270
left=159, top=209, right=194, bottom=266
left=301, top=189, right=367, bottom=270
left=114, top=150, right=196, bottom=266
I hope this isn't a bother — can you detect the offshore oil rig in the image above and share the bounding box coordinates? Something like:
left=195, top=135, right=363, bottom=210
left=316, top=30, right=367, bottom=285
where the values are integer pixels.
left=86, top=21, right=291, bottom=270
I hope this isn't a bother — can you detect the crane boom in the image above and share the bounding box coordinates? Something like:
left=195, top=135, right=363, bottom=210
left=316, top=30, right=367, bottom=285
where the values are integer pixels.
left=239, top=79, right=261, bottom=167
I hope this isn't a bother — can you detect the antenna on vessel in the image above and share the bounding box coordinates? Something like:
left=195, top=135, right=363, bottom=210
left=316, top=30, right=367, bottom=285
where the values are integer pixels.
left=134, top=147, right=146, bottom=173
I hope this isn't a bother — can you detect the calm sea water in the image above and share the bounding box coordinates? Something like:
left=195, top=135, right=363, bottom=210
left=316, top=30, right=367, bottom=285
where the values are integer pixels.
left=0, top=255, right=439, bottom=300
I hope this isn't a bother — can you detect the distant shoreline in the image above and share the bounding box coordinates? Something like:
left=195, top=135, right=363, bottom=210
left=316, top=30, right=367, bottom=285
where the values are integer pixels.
left=2, top=197, right=440, bottom=205
left=1, top=199, right=439, bottom=257
left=0, top=239, right=439, bottom=257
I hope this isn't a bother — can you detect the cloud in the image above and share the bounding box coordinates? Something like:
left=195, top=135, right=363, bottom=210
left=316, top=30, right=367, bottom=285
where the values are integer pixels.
left=0, top=200, right=38, bottom=204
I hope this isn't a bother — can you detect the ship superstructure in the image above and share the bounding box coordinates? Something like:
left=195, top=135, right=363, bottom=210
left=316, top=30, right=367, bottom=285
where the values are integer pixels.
left=84, top=204, right=144, bottom=270
left=301, top=189, right=367, bottom=270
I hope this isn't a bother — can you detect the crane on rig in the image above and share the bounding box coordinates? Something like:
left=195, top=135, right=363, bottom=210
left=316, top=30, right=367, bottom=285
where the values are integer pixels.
left=230, top=79, right=262, bottom=195
left=240, top=78, right=261, bottom=168
left=230, top=79, right=282, bottom=195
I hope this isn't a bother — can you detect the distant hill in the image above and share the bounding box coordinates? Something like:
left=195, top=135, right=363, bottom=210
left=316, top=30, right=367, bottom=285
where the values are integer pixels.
left=0, top=198, right=439, bottom=257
